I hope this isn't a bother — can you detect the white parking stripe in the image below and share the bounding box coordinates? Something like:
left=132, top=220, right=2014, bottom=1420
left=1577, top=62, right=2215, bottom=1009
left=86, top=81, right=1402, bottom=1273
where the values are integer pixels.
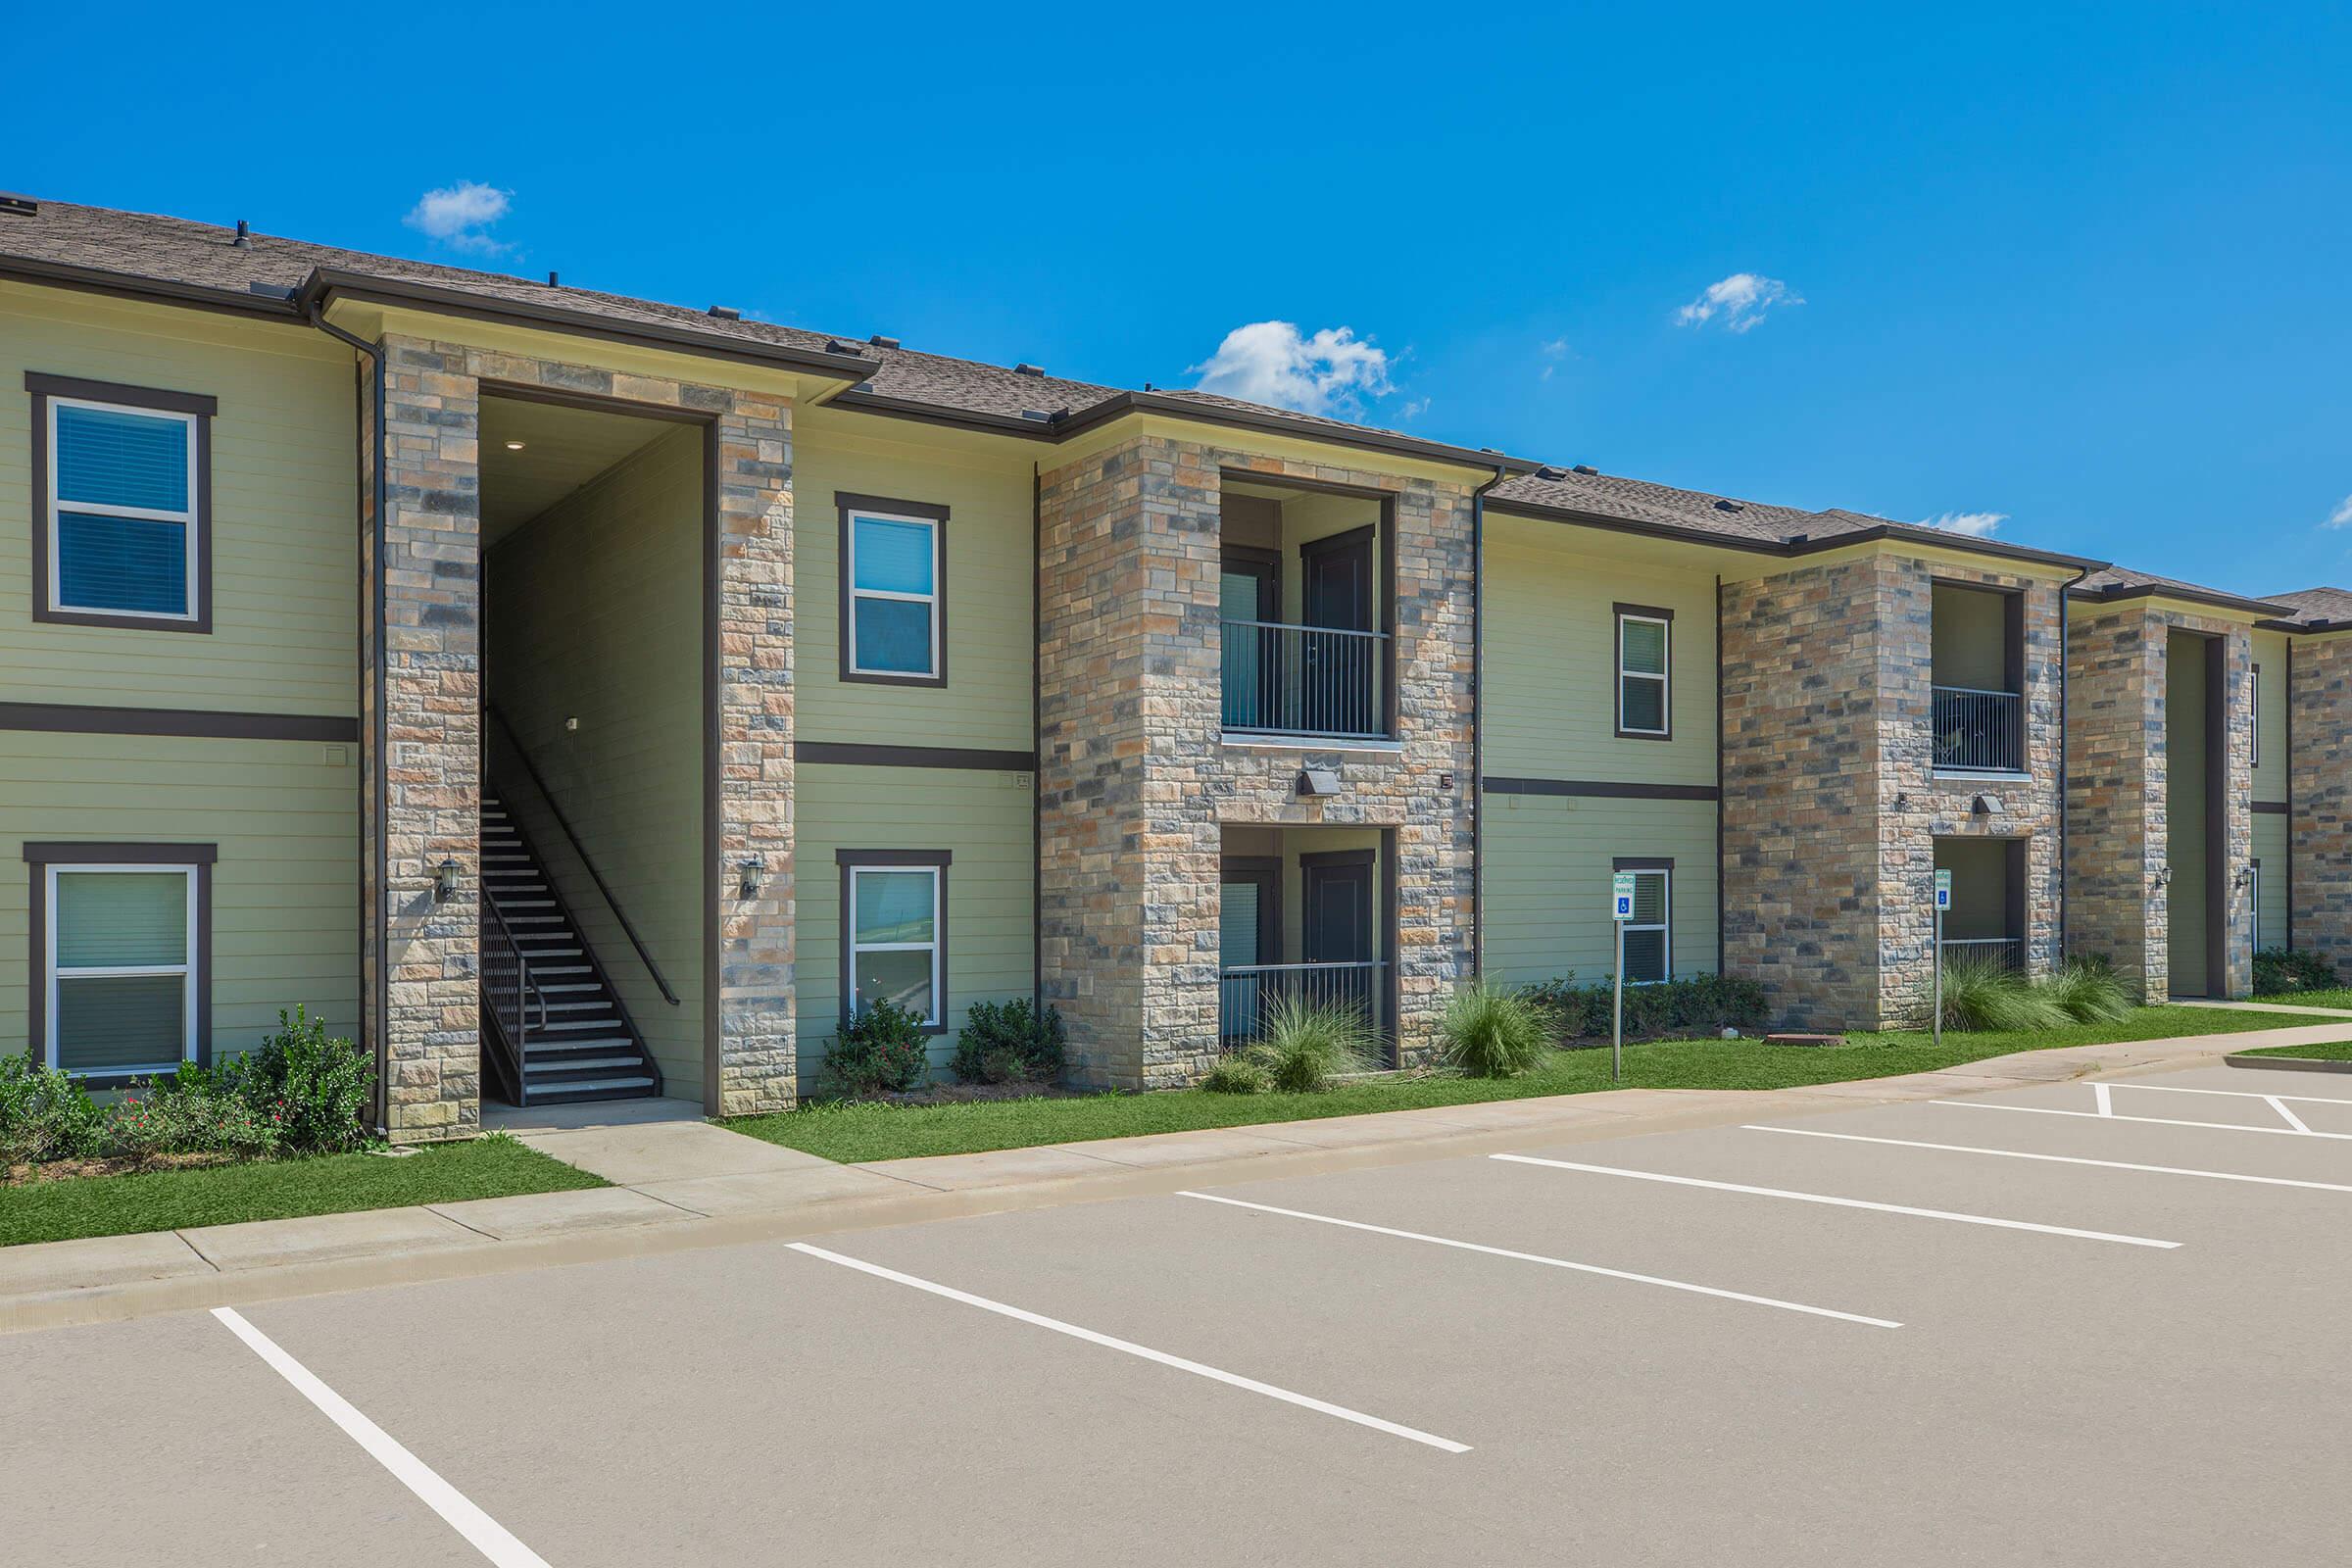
left=786, top=1242, right=1471, bottom=1454
left=1177, top=1191, right=1901, bottom=1328
left=212, top=1307, right=551, bottom=1568
left=2268, top=1097, right=2315, bottom=1135
left=1743, top=1124, right=2352, bottom=1194
left=1492, top=1153, right=2181, bottom=1249
left=2114, top=1081, right=2352, bottom=1105
left=2094, top=1081, right=2114, bottom=1118
left=1931, top=1100, right=2352, bottom=1141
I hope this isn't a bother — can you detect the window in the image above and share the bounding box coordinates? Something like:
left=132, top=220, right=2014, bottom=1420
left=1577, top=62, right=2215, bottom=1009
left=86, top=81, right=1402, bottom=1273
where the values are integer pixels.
left=838, top=850, right=951, bottom=1030
left=838, top=492, right=948, bottom=685
left=1614, top=858, right=1672, bottom=984
left=29, top=373, right=215, bottom=630
left=26, top=843, right=214, bottom=1082
left=1615, top=605, right=1672, bottom=738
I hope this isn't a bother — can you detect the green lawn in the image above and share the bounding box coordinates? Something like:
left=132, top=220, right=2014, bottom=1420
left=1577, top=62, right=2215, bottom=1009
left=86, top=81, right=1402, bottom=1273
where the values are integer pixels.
left=2247, top=989, right=2352, bottom=1012
left=728, top=1005, right=2317, bottom=1165
left=2235, top=1040, right=2352, bottom=1061
left=0, top=1135, right=606, bottom=1249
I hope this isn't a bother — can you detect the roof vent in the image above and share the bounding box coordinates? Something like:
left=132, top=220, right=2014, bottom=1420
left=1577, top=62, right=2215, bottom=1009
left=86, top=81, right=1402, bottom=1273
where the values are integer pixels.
left=546, top=270, right=561, bottom=287
left=825, top=339, right=869, bottom=356
left=1013, top=363, right=1046, bottom=377
left=245, top=281, right=296, bottom=301
left=1536, top=465, right=1568, bottom=481
left=0, top=192, right=36, bottom=218
left=708, top=306, right=742, bottom=320
left=1572, top=464, right=1598, bottom=475
left=1019, top=409, right=1054, bottom=422
left=868, top=334, right=900, bottom=350
left=1714, top=499, right=1744, bottom=514
left=232, top=220, right=251, bottom=248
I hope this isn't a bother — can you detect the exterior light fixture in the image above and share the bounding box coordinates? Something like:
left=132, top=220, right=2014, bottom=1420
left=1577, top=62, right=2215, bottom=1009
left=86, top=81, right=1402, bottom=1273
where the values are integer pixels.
left=1973, top=794, right=2004, bottom=817
left=504, top=440, right=525, bottom=451
left=737, top=854, right=764, bottom=898
left=434, top=858, right=462, bottom=904
left=1296, top=767, right=1342, bottom=798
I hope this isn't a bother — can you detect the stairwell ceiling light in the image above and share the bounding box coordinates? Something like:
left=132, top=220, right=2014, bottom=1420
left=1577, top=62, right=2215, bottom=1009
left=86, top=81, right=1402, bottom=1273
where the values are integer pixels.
left=504, top=440, right=525, bottom=450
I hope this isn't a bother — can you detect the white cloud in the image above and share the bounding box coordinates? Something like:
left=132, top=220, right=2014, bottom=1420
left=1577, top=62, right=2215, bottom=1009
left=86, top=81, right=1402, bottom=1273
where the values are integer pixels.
left=1922, top=510, right=2008, bottom=538
left=404, top=181, right=514, bottom=254
left=2326, top=493, right=2352, bottom=528
left=1401, top=398, right=1431, bottom=419
left=1540, top=338, right=1569, bottom=380
left=1190, top=320, right=1393, bottom=416
left=1675, top=272, right=1802, bottom=333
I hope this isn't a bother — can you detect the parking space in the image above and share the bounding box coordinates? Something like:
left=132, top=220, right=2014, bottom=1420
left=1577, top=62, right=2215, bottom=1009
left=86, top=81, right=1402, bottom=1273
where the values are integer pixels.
left=6, top=1058, right=2348, bottom=1565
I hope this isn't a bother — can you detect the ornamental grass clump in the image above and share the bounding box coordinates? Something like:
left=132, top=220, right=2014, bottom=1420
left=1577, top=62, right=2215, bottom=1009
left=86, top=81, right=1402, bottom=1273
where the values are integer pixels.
left=1937, top=954, right=2069, bottom=1033
left=1244, top=996, right=1374, bottom=1093
left=2036, top=957, right=2133, bottom=1025
left=1199, top=1054, right=1270, bottom=1095
left=1440, top=983, right=1553, bottom=1079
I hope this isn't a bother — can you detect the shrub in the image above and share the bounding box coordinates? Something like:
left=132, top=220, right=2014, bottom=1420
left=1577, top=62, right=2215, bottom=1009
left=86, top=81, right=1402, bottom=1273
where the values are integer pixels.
left=2037, top=958, right=2132, bottom=1024
left=1938, top=955, right=2069, bottom=1033
left=0, top=1054, right=108, bottom=1167
left=1441, top=983, right=1552, bottom=1078
left=950, top=998, right=1066, bottom=1085
left=107, top=1082, right=279, bottom=1162
left=1243, top=996, right=1373, bottom=1093
left=219, top=1005, right=374, bottom=1155
left=1520, top=971, right=1768, bottom=1042
left=2255, top=947, right=2338, bottom=996
left=823, top=997, right=932, bottom=1097
left=1200, top=1054, right=1269, bottom=1095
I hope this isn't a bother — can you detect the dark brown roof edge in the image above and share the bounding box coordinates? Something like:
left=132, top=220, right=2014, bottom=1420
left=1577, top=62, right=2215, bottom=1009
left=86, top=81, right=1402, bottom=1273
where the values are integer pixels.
left=1796, top=521, right=2105, bottom=573
left=1487, top=494, right=2111, bottom=574
left=1052, top=391, right=1545, bottom=476
left=0, top=252, right=299, bottom=322
left=2256, top=613, right=2352, bottom=634
left=2076, top=579, right=2296, bottom=618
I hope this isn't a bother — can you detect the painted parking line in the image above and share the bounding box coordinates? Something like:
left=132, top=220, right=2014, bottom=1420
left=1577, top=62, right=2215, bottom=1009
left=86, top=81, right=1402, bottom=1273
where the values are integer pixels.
left=212, top=1307, right=551, bottom=1568
left=1743, top=1125, right=2352, bottom=1195
left=1931, top=1100, right=2352, bottom=1142
left=1491, top=1153, right=2181, bottom=1249
left=2115, top=1081, right=2352, bottom=1106
left=1177, top=1191, right=1900, bottom=1328
left=786, top=1242, right=1471, bottom=1454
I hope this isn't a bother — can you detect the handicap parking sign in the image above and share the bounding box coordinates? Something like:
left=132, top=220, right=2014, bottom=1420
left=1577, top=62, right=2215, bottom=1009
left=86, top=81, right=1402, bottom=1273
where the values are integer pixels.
left=1934, top=869, right=1952, bottom=910
left=1611, top=870, right=1637, bottom=922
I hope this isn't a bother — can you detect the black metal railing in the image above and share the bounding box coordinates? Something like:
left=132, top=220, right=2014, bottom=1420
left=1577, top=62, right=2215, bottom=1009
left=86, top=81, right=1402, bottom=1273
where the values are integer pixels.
left=1218, top=960, right=1386, bottom=1042
left=1939, top=937, right=2024, bottom=971
left=479, top=895, right=548, bottom=1096
left=1932, top=685, right=2026, bottom=772
left=1221, top=620, right=1389, bottom=740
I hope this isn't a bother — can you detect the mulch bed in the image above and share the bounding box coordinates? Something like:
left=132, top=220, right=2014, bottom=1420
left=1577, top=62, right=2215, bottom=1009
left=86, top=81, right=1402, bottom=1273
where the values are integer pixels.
left=5, top=1151, right=237, bottom=1186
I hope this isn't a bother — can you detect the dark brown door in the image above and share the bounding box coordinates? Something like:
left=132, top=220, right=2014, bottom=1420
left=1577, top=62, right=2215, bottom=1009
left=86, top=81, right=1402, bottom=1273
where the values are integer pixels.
left=1301, top=850, right=1376, bottom=1026
left=1300, top=527, right=1375, bottom=734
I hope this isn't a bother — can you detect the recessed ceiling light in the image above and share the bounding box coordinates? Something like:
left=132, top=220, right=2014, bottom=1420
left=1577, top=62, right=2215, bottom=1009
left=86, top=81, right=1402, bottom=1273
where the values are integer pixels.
left=504, top=440, right=525, bottom=451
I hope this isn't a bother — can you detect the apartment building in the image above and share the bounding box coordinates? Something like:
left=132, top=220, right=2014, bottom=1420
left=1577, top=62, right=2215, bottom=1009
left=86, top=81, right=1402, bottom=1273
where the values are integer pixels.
left=4, top=194, right=2346, bottom=1140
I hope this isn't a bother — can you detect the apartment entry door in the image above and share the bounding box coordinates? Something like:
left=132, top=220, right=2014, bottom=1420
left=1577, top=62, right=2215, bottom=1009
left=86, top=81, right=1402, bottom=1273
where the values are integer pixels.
left=1300, top=527, right=1376, bottom=735
left=1300, top=849, right=1376, bottom=1024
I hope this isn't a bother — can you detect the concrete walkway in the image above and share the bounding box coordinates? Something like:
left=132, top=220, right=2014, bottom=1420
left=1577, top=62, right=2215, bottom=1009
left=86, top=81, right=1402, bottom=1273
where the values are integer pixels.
left=9, top=1019, right=2352, bottom=1334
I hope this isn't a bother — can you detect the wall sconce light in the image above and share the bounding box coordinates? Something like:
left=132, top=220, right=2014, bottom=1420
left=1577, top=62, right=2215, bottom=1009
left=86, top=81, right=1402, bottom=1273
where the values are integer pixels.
left=2154, top=864, right=2174, bottom=888
left=434, top=858, right=462, bottom=904
left=1973, top=794, right=2004, bottom=817
left=1890, top=792, right=1910, bottom=812
left=737, top=854, right=764, bottom=899
left=1297, top=767, right=1342, bottom=798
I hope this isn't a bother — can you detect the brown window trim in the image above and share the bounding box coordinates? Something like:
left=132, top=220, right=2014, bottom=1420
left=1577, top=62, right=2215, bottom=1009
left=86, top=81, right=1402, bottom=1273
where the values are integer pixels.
left=1611, top=856, right=1674, bottom=982
left=1613, top=603, right=1674, bottom=742
left=26, top=371, right=216, bottom=635
left=837, top=491, right=949, bottom=689
left=24, top=841, right=217, bottom=1089
left=836, top=849, right=952, bottom=1035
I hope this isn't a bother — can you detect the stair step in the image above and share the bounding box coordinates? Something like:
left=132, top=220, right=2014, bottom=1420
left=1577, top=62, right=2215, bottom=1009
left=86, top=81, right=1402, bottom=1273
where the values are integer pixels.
left=525, top=1055, right=643, bottom=1075
left=538, top=983, right=601, bottom=994
left=539, top=1001, right=617, bottom=1013
left=524, top=1036, right=635, bottom=1053
left=540, top=1017, right=628, bottom=1032
left=525, top=1076, right=656, bottom=1100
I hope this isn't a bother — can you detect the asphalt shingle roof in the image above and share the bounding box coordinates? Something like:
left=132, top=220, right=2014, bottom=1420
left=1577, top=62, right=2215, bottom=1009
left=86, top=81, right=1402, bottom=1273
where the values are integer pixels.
left=2263, top=587, right=2352, bottom=628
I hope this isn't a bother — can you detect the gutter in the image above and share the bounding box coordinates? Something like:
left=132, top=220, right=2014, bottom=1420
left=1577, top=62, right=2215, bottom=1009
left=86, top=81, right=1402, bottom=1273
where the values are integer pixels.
left=1468, top=464, right=1508, bottom=979
left=1484, top=498, right=2110, bottom=577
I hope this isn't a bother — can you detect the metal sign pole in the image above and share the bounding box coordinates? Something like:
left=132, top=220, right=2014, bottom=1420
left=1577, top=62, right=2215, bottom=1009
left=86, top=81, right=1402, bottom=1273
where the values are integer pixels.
left=1933, top=903, right=1943, bottom=1053
left=1613, top=920, right=1625, bottom=1083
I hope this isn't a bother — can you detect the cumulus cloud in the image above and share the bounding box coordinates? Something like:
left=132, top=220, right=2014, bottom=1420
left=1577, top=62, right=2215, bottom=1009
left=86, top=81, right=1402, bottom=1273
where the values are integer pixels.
left=1675, top=272, right=1802, bottom=333
left=1190, top=320, right=1393, bottom=416
left=404, top=181, right=514, bottom=254
left=2327, top=493, right=2352, bottom=528
left=1922, top=511, right=2008, bottom=538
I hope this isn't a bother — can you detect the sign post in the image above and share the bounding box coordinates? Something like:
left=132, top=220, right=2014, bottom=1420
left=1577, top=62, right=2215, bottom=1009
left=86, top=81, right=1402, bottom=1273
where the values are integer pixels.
left=1932, top=869, right=1953, bottom=1052
left=1610, top=871, right=1637, bottom=1083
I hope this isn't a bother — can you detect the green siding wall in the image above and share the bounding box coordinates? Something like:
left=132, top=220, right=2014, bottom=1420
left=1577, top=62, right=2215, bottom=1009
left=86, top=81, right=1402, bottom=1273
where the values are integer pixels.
left=2, top=731, right=360, bottom=1056
left=2254, top=812, right=2288, bottom=953
left=795, top=762, right=1035, bottom=1092
left=2252, top=629, right=2289, bottom=803
left=1483, top=794, right=1720, bottom=988
left=0, top=283, right=358, bottom=715
left=2166, top=630, right=2211, bottom=994
left=794, top=417, right=1034, bottom=751
left=486, top=423, right=705, bottom=1096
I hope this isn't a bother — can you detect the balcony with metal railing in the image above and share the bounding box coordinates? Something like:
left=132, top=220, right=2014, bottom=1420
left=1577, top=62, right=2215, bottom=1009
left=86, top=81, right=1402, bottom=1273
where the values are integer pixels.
left=1932, top=685, right=2026, bottom=773
left=1220, top=620, right=1391, bottom=741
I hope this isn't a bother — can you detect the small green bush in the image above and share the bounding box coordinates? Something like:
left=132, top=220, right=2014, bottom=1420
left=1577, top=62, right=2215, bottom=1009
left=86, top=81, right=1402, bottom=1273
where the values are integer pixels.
left=1938, top=955, right=2069, bottom=1032
left=823, top=997, right=932, bottom=1097
left=0, top=1054, right=108, bottom=1166
left=1244, top=996, right=1374, bottom=1093
left=1441, top=983, right=1552, bottom=1078
left=2255, top=947, right=2338, bottom=995
left=2037, top=958, right=2132, bottom=1024
left=220, top=1005, right=374, bottom=1155
left=950, top=998, right=1066, bottom=1085
left=108, top=1082, right=280, bottom=1162
left=1520, top=971, right=1768, bottom=1041
left=1200, top=1054, right=1269, bottom=1095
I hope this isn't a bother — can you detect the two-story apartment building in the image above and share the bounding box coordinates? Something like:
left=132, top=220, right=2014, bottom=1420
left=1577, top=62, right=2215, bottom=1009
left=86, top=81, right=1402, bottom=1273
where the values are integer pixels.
left=5, top=194, right=2348, bottom=1141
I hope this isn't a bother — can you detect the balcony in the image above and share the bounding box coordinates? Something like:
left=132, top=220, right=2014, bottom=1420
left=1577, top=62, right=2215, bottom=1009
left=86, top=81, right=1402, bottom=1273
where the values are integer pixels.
left=1220, top=825, right=1392, bottom=1058
left=1932, top=686, right=2025, bottom=773
left=1931, top=580, right=2027, bottom=774
left=1221, top=619, right=1390, bottom=740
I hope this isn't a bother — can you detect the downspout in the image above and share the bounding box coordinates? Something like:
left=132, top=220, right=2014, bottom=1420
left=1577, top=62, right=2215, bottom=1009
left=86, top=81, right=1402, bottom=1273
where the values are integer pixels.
left=1468, top=465, right=1508, bottom=980
left=2055, top=566, right=2093, bottom=967
left=308, top=305, right=391, bottom=1136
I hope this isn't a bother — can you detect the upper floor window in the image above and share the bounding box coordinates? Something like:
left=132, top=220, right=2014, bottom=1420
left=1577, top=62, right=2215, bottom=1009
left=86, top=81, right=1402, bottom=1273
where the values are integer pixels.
left=28, top=373, right=216, bottom=631
left=1615, top=605, right=1672, bottom=739
left=25, top=842, right=215, bottom=1083
left=838, top=492, right=949, bottom=686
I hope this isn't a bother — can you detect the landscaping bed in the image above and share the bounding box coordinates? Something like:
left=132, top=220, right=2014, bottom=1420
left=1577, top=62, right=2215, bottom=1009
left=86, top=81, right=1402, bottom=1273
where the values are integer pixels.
left=728, top=1004, right=2315, bottom=1165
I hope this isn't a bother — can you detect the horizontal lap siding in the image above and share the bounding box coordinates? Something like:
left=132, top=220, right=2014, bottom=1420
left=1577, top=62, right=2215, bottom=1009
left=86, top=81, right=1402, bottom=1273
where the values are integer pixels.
left=2254, top=812, right=2289, bottom=952
left=0, top=283, right=358, bottom=714
left=2252, top=629, right=2289, bottom=805
left=794, top=763, right=1035, bottom=1093
left=1, top=731, right=360, bottom=1054
left=1483, top=795, right=1720, bottom=987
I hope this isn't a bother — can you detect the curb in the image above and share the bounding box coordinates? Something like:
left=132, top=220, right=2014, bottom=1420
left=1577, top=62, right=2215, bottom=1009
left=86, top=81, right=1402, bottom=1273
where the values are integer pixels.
left=2224, top=1053, right=2352, bottom=1074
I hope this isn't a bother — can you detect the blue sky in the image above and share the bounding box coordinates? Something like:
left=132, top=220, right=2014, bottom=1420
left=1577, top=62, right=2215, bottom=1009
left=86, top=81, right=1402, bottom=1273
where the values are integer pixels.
left=16, top=2, right=2351, bottom=595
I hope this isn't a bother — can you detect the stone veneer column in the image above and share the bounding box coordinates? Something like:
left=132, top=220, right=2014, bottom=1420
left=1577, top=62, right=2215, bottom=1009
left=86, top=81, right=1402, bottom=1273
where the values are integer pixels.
left=2289, top=633, right=2352, bottom=971
left=1037, top=436, right=1474, bottom=1089
left=2064, top=609, right=2168, bottom=1000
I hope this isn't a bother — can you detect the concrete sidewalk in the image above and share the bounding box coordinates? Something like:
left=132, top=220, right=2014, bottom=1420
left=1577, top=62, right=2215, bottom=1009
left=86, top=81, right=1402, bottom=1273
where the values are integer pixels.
left=8, top=1020, right=2349, bottom=1334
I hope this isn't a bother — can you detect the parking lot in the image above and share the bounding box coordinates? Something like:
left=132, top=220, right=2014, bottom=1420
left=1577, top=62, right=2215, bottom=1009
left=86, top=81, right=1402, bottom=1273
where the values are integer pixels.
left=7, top=1057, right=2349, bottom=1566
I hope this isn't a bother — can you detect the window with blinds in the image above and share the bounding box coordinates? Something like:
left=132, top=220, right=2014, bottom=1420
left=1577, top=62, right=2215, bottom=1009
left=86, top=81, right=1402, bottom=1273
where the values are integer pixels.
left=47, top=397, right=200, bottom=620
left=848, top=512, right=940, bottom=677
left=849, top=864, right=942, bottom=1025
left=1617, top=611, right=1671, bottom=737
left=1620, top=868, right=1671, bottom=984
left=48, top=866, right=196, bottom=1076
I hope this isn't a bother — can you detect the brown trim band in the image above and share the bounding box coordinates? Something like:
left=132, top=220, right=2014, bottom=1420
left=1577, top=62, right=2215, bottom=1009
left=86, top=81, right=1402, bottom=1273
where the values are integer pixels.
left=1486, top=776, right=1720, bottom=803
left=2254, top=801, right=2289, bottom=815
left=836, top=850, right=954, bottom=1036
left=0, top=703, right=359, bottom=743
left=1612, top=856, right=1677, bottom=871
left=796, top=742, right=1033, bottom=771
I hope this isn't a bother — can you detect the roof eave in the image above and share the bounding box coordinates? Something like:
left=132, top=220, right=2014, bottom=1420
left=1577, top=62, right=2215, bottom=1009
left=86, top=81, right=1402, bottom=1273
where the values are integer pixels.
left=1483, top=496, right=1788, bottom=555
left=1063, top=392, right=1544, bottom=475
left=2076, top=581, right=2295, bottom=618
left=0, top=251, right=303, bottom=321
left=1802, top=522, right=2107, bottom=573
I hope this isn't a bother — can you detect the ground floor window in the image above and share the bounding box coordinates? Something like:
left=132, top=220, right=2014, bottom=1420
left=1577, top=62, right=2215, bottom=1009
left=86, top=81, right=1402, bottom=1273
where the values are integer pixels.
left=1614, top=858, right=1672, bottom=984
left=26, top=842, right=213, bottom=1080
left=837, top=850, right=950, bottom=1030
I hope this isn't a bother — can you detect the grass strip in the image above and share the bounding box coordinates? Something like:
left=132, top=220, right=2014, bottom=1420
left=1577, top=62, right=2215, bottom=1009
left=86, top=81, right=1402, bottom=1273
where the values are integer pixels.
left=2234, top=1041, right=2352, bottom=1062
left=2245, top=989, right=2352, bottom=1012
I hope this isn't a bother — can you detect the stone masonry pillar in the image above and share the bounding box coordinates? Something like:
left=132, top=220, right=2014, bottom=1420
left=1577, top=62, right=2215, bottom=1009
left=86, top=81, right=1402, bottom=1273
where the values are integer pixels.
left=2290, top=633, right=2352, bottom=972
left=2064, top=608, right=2168, bottom=1002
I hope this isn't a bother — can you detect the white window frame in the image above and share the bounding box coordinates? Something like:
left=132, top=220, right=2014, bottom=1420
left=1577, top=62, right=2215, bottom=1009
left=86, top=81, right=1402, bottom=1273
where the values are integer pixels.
left=44, top=862, right=199, bottom=1076
left=848, top=862, right=944, bottom=1028
left=1616, top=611, right=1672, bottom=738
left=46, top=394, right=202, bottom=623
left=846, top=509, right=941, bottom=679
left=1621, top=867, right=1672, bottom=985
